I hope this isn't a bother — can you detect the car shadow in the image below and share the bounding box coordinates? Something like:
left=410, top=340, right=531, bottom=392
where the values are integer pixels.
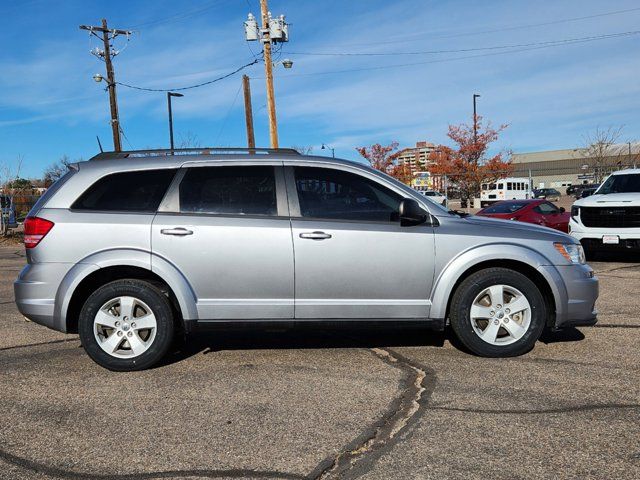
left=156, top=323, right=589, bottom=368
left=157, top=322, right=447, bottom=368
left=539, top=327, right=586, bottom=344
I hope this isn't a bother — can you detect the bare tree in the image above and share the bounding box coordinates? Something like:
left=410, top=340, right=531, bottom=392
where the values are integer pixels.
left=581, top=126, right=624, bottom=182
left=177, top=132, right=202, bottom=149
left=0, top=156, right=24, bottom=235
left=291, top=145, right=314, bottom=155
left=43, top=155, right=74, bottom=186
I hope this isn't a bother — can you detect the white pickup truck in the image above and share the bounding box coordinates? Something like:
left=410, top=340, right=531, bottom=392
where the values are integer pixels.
left=569, top=169, right=640, bottom=254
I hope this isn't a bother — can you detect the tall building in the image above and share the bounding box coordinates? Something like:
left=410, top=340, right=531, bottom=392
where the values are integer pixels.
left=394, top=141, right=437, bottom=176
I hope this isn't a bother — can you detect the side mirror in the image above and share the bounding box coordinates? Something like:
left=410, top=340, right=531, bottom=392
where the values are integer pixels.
left=399, top=198, right=428, bottom=227
left=559, top=207, right=566, bottom=213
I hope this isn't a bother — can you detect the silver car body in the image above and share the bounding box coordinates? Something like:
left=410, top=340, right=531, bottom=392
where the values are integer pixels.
left=15, top=151, right=598, bottom=333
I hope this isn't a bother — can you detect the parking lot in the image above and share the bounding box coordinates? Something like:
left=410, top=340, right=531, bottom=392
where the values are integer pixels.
left=0, top=241, right=638, bottom=480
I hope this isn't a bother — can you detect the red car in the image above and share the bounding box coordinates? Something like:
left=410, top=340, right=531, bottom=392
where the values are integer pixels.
left=476, top=199, right=570, bottom=232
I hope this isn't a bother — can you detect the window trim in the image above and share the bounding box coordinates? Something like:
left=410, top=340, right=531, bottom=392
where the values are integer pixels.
left=158, top=164, right=288, bottom=217
left=284, top=165, right=406, bottom=224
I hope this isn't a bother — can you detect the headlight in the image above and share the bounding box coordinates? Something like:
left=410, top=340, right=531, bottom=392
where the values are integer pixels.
left=571, top=206, right=579, bottom=219
left=554, top=243, right=586, bottom=264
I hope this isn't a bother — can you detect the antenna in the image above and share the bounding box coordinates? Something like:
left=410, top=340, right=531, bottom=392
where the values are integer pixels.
left=96, top=135, right=104, bottom=153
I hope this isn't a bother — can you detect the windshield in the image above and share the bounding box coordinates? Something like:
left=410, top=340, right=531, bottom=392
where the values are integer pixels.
left=481, top=202, right=527, bottom=214
left=597, top=173, right=640, bottom=194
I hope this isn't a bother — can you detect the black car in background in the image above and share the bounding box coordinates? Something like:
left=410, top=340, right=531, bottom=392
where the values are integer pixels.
left=533, top=188, right=561, bottom=201
left=573, top=184, right=600, bottom=199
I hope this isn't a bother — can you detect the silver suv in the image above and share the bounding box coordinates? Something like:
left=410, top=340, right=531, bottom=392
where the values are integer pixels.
left=15, top=148, right=598, bottom=371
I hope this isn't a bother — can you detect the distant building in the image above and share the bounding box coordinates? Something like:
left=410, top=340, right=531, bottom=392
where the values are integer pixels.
left=395, top=141, right=437, bottom=176
left=511, top=143, right=640, bottom=189
left=394, top=141, right=437, bottom=189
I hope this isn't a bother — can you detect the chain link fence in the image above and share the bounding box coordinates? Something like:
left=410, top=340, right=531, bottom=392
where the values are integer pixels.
left=0, top=193, right=39, bottom=235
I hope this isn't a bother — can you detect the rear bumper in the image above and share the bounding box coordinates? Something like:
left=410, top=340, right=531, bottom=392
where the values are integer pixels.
left=14, top=263, right=71, bottom=332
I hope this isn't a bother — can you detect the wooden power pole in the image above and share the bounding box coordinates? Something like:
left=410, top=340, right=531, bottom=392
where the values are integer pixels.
left=242, top=75, right=256, bottom=149
left=79, top=19, right=131, bottom=152
left=259, top=0, right=278, bottom=148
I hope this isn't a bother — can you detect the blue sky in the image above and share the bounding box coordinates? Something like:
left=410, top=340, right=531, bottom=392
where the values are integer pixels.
left=1, top=0, right=640, bottom=178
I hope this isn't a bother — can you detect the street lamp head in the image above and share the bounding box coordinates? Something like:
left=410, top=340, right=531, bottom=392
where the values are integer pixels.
left=169, top=92, right=184, bottom=98
left=282, top=58, right=293, bottom=69
left=92, top=73, right=104, bottom=83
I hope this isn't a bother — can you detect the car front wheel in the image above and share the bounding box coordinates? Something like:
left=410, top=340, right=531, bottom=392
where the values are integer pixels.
left=78, top=279, right=175, bottom=371
left=449, top=268, right=546, bottom=357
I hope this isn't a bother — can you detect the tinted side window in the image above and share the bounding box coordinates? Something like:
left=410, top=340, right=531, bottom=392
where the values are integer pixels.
left=294, top=167, right=402, bottom=222
left=72, top=169, right=175, bottom=212
left=179, top=166, right=277, bottom=215
left=534, top=202, right=557, bottom=214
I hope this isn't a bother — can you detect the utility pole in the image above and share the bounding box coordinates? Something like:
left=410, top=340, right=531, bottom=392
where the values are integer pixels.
left=242, top=75, right=256, bottom=149
left=244, top=4, right=289, bottom=149
left=80, top=19, right=131, bottom=152
left=260, top=0, right=278, bottom=148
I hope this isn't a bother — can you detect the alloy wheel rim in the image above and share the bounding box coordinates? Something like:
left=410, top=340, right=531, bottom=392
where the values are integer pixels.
left=93, top=296, right=157, bottom=359
left=469, top=284, right=531, bottom=346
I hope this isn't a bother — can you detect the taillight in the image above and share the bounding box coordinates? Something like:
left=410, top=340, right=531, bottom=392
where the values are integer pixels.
left=23, top=217, right=54, bottom=248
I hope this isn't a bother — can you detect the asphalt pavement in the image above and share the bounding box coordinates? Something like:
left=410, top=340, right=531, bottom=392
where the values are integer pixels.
left=0, top=241, right=638, bottom=480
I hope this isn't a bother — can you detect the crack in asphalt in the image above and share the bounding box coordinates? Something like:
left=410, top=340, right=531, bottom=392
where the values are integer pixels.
left=0, top=449, right=305, bottom=480
left=0, top=338, right=79, bottom=352
left=593, top=324, right=640, bottom=329
left=308, top=348, right=436, bottom=480
left=0, top=337, right=638, bottom=479
left=429, top=403, right=640, bottom=415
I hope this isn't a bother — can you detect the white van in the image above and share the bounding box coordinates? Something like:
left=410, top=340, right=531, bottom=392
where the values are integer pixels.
left=481, top=178, right=531, bottom=207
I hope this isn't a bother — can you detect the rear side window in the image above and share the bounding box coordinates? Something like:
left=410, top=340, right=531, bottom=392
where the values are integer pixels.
left=72, top=169, right=175, bottom=212
left=179, top=166, right=277, bottom=215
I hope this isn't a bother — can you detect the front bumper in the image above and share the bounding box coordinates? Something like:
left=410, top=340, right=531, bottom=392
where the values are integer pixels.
left=548, top=263, right=598, bottom=328
left=569, top=218, right=640, bottom=249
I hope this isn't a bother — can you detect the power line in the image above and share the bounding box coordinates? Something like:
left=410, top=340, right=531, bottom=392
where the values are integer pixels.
left=287, top=30, right=640, bottom=57
left=116, top=59, right=259, bottom=92
left=338, top=6, right=640, bottom=47
left=128, top=0, right=229, bottom=29
left=214, top=83, right=243, bottom=144
left=270, top=38, right=639, bottom=78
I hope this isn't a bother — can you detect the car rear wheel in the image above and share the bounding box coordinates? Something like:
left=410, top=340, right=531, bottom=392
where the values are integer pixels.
left=78, top=279, right=175, bottom=371
left=449, top=268, right=546, bottom=357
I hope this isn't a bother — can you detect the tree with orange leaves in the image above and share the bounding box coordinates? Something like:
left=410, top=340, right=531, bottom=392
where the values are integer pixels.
left=355, top=141, right=412, bottom=185
left=429, top=116, right=512, bottom=205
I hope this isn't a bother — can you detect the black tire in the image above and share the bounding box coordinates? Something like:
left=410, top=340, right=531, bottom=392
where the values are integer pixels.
left=78, top=279, right=175, bottom=371
left=449, top=268, right=546, bottom=357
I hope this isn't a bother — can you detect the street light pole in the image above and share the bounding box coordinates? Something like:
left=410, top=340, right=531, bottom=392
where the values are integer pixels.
left=167, top=92, right=183, bottom=152
left=321, top=143, right=335, bottom=158
left=473, top=93, right=481, bottom=144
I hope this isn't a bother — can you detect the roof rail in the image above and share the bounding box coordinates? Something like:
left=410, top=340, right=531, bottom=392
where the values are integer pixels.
left=90, top=147, right=302, bottom=161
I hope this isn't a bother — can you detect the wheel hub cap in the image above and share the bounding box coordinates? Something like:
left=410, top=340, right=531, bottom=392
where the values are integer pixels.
left=469, top=284, right=532, bottom=346
left=93, top=296, right=157, bottom=359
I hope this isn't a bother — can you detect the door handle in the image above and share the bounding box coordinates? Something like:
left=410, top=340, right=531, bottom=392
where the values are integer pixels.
left=161, top=227, right=193, bottom=236
left=299, top=231, right=332, bottom=240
